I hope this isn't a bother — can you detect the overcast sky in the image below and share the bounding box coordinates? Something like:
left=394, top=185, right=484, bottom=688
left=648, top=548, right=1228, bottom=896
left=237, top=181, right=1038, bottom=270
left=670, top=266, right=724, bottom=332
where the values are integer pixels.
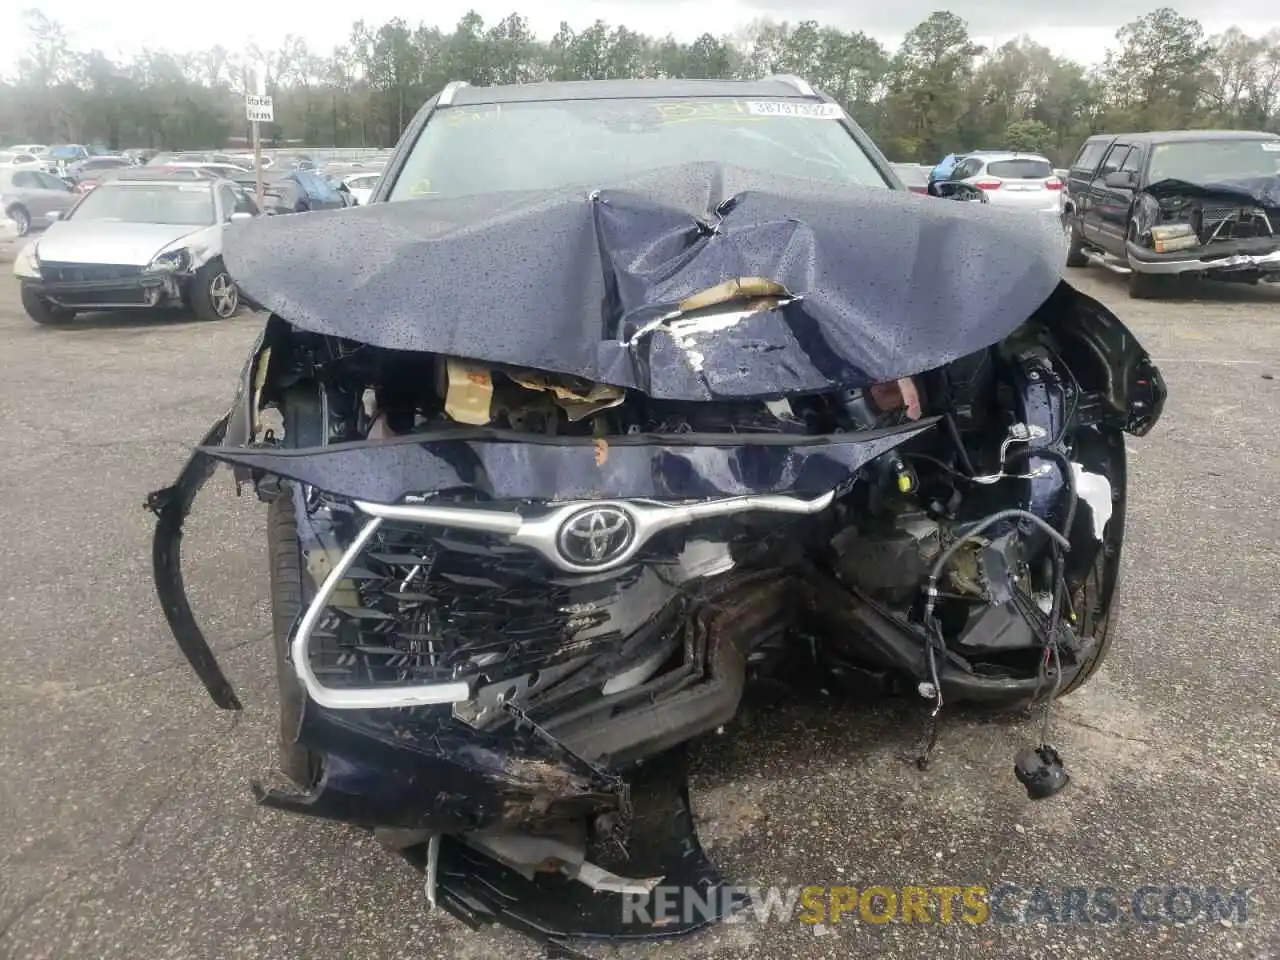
left=2, top=0, right=1275, bottom=77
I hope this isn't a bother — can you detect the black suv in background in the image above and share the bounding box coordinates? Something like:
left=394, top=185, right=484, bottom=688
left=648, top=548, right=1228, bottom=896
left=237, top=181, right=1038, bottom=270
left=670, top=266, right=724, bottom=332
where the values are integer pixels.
left=1061, top=130, right=1280, bottom=297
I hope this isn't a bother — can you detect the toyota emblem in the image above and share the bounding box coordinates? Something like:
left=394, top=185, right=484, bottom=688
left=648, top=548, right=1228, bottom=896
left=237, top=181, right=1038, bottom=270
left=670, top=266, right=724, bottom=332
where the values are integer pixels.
left=556, top=506, right=636, bottom=567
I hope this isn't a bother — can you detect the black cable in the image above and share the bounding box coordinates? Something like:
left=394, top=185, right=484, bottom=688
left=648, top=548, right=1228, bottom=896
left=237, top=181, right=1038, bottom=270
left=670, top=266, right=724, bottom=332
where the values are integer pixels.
left=1048, top=347, right=1082, bottom=448
left=1041, top=643, right=1064, bottom=743
left=943, top=413, right=978, bottom=476
left=926, top=508, right=1070, bottom=595
left=917, top=618, right=946, bottom=769
left=902, top=451, right=972, bottom=480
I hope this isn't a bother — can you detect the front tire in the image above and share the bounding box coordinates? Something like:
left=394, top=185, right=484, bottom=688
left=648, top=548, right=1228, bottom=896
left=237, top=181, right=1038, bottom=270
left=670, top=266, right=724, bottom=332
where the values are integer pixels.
left=21, top=287, right=75, bottom=325
left=188, top=258, right=239, bottom=320
left=268, top=386, right=327, bottom=788
left=7, top=205, right=31, bottom=237
left=268, top=493, right=321, bottom=788
left=1064, top=218, right=1088, bottom=268
left=1126, top=221, right=1168, bottom=299
left=1058, top=548, right=1117, bottom=696
left=1127, top=269, right=1167, bottom=299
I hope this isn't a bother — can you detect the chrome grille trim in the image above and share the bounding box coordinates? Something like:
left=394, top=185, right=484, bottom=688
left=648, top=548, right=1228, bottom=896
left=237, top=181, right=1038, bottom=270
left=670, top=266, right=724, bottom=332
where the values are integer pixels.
left=291, top=493, right=835, bottom=710
left=355, top=491, right=835, bottom=575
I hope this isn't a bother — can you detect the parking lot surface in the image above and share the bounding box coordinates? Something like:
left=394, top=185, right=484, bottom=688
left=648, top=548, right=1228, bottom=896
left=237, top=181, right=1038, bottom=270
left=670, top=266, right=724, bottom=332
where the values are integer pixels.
left=0, top=267, right=1277, bottom=959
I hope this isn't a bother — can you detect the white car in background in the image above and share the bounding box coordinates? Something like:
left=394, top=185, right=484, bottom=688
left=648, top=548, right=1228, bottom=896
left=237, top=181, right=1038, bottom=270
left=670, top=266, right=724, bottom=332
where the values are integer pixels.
left=947, top=152, right=1063, bottom=214
left=343, top=172, right=380, bottom=205
left=229, top=154, right=273, bottom=169
left=0, top=150, right=45, bottom=170
left=158, top=161, right=254, bottom=179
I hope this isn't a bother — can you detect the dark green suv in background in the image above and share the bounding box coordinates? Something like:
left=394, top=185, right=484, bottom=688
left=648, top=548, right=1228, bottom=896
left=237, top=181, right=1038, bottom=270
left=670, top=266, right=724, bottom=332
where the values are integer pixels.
left=1061, top=129, right=1280, bottom=297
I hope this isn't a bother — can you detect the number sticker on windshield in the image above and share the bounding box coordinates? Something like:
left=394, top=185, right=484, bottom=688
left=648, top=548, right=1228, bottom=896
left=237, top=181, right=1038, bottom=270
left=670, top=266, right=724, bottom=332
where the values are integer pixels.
left=745, top=101, right=844, bottom=120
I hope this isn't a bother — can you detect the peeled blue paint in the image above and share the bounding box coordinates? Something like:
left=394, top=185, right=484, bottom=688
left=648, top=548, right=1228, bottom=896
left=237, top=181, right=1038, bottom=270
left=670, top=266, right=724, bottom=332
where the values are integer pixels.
left=203, top=420, right=937, bottom=505
left=223, top=162, right=1068, bottom=401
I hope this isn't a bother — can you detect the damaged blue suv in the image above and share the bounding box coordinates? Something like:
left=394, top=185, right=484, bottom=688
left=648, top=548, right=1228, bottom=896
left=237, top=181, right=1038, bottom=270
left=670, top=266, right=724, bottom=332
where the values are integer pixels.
left=150, top=76, right=1166, bottom=953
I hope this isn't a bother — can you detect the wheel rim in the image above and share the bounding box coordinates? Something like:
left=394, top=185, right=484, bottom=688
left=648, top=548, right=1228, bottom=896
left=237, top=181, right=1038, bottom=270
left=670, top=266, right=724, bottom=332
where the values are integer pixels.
left=12, top=209, right=29, bottom=236
left=209, top=272, right=238, bottom=318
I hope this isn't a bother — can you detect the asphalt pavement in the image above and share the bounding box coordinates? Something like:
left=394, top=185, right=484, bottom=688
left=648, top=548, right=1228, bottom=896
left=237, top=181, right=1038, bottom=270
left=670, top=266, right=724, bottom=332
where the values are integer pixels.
left=0, top=265, right=1277, bottom=960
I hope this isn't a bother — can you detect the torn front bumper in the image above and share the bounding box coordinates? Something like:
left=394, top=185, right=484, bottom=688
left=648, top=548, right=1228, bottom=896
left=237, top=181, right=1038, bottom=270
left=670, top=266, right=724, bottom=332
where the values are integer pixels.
left=1125, top=239, right=1280, bottom=277
left=148, top=420, right=961, bottom=834
left=21, top=272, right=186, bottom=310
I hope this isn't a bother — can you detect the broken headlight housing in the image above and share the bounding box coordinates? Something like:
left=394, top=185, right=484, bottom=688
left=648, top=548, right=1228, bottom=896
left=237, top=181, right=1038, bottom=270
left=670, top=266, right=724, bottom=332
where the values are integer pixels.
left=145, top=247, right=192, bottom=274
left=1149, top=223, right=1200, bottom=254
left=12, top=241, right=39, bottom=278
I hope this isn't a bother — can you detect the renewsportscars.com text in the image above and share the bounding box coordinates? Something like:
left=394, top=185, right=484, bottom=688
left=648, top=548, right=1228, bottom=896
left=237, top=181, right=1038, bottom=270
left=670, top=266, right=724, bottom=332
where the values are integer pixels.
left=621, top=884, right=1251, bottom=926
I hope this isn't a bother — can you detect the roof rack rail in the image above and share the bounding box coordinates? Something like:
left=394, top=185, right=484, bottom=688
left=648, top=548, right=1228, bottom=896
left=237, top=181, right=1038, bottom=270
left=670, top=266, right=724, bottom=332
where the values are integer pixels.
left=766, top=74, right=816, bottom=97
left=437, top=81, right=470, bottom=106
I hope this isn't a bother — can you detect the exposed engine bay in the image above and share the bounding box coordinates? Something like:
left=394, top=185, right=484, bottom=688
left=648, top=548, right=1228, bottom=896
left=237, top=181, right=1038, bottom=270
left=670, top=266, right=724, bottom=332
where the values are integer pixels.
left=1131, top=176, right=1280, bottom=279
left=148, top=173, right=1166, bottom=952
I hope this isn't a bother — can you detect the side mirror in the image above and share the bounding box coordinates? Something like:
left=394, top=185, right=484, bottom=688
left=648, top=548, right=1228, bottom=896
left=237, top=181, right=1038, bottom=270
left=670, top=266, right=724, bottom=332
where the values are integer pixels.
left=229, top=211, right=253, bottom=222
left=1104, top=171, right=1136, bottom=189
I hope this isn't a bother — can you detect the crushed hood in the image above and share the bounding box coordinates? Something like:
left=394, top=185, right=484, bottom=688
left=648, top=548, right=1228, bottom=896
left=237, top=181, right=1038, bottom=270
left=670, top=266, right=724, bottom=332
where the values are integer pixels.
left=223, top=162, right=1067, bottom=401
left=1145, top=176, right=1280, bottom=208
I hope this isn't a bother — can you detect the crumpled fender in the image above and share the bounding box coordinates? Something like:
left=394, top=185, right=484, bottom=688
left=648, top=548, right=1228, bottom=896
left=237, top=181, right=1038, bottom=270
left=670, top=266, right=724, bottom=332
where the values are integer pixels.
left=1131, top=192, right=1161, bottom=240
left=1042, top=284, right=1166, bottom=436
left=145, top=413, right=242, bottom=710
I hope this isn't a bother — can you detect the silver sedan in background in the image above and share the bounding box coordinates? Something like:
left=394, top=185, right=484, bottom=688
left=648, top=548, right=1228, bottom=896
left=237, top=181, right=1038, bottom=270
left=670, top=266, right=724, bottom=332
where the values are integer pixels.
left=12, top=175, right=258, bottom=324
left=1, top=168, right=79, bottom=236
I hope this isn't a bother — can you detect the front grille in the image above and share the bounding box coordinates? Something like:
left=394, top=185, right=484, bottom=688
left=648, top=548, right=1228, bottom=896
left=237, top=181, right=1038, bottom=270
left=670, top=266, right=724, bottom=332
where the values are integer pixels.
left=51, top=287, right=151, bottom=306
left=1197, top=205, right=1276, bottom=243
left=308, top=521, right=679, bottom=689
left=41, top=262, right=143, bottom=282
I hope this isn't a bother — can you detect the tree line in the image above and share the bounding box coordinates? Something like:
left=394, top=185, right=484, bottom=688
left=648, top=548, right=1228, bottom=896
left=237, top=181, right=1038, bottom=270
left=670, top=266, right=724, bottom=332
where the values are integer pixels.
left=2, top=7, right=1278, bottom=164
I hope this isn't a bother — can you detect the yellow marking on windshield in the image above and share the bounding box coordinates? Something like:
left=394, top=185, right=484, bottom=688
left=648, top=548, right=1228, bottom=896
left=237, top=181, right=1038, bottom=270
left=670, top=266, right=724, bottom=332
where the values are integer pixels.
left=441, top=104, right=502, bottom=126
left=653, top=101, right=745, bottom=121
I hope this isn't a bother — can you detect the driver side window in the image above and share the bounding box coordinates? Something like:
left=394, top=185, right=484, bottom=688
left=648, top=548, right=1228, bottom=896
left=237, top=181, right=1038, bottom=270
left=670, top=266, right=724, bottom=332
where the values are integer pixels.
left=1098, top=145, right=1131, bottom=178
left=36, top=172, right=70, bottom=191
left=217, top=185, right=241, bottom=220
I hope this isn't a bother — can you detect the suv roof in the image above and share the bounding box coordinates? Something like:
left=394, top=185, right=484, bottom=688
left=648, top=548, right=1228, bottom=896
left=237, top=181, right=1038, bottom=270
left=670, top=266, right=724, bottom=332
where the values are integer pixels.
left=966, top=151, right=1052, bottom=163
left=445, top=76, right=819, bottom=106
left=1086, top=130, right=1279, bottom=145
